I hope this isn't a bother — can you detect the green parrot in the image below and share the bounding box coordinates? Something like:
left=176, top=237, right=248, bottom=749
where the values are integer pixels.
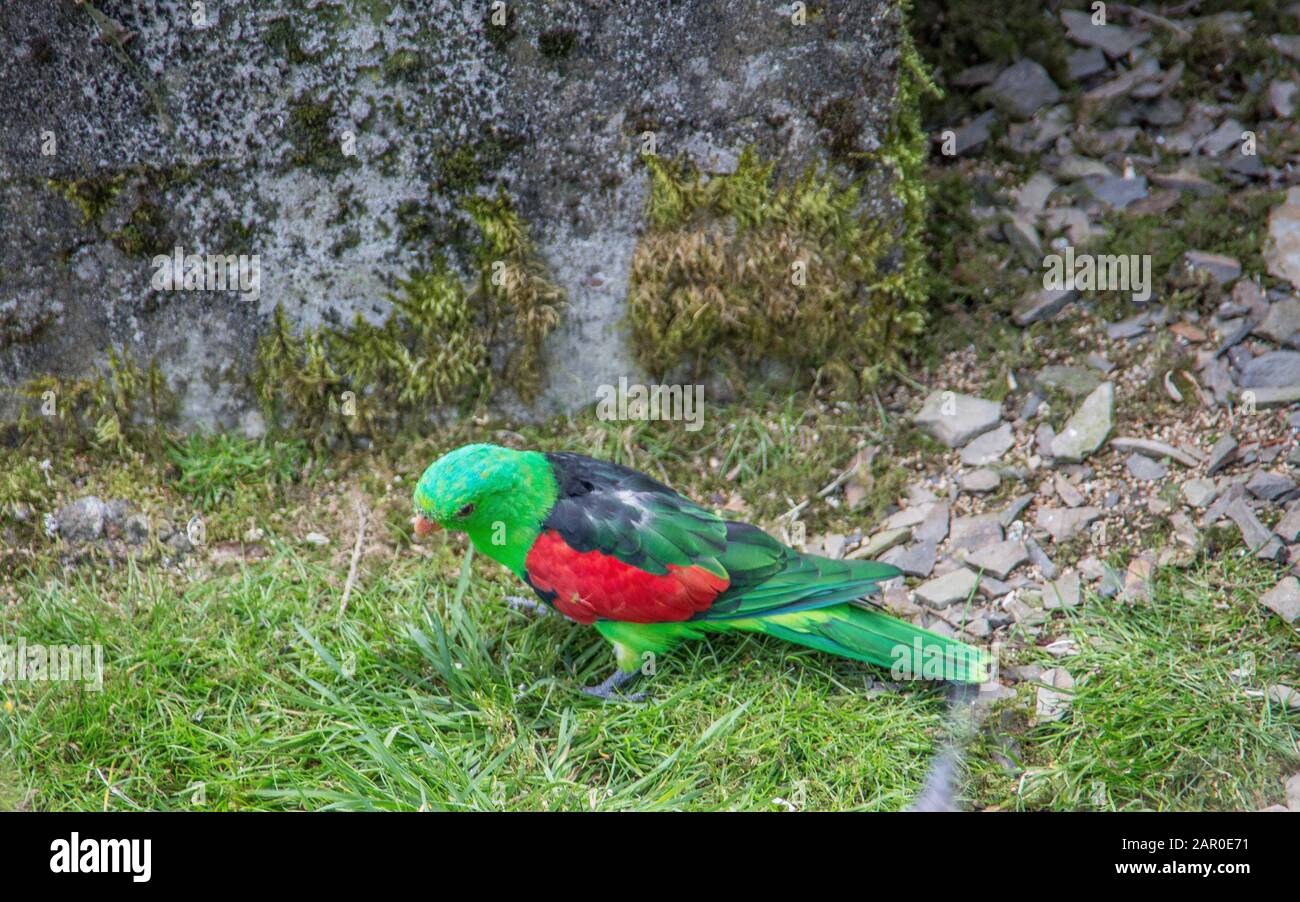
left=413, top=443, right=988, bottom=698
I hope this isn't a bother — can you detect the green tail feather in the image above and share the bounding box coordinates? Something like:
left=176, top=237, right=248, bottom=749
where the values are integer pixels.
left=749, top=604, right=990, bottom=684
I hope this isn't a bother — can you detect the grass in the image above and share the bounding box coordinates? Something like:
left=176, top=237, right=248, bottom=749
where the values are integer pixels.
left=972, top=557, right=1300, bottom=811
left=168, top=434, right=308, bottom=508
left=1, top=542, right=952, bottom=811
left=1, top=412, right=1297, bottom=811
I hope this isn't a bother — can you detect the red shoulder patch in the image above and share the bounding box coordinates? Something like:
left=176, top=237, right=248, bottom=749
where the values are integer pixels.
left=524, top=530, right=729, bottom=624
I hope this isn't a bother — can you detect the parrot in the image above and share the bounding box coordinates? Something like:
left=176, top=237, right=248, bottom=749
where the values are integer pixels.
left=413, top=443, right=989, bottom=699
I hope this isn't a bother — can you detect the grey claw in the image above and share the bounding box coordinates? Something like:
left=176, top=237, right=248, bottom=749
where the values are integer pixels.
left=581, top=668, right=645, bottom=702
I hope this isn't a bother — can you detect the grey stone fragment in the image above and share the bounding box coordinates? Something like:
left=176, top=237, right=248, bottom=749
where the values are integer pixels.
left=960, top=423, right=1015, bottom=466
left=1060, top=10, right=1151, bottom=59
left=1269, top=79, right=1298, bottom=118
left=1035, top=667, right=1075, bottom=723
left=1013, top=287, right=1078, bottom=326
left=1206, top=434, right=1238, bottom=476
left=1247, top=471, right=1297, bottom=503
left=1043, top=569, right=1081, bottom=610
left=964, top=540, right=1029, bottom=580
left=1181, top=478, right=1218, bottom=508
left=913, top=390, right=1004, bottom=449
left=1267, top=189, right=1300, bottom=290
left=54, top=496, right=107, bottom=543
left=1035, top=506, right=1102, bottom=543
left=1255, top=298, right=1300, bottom=345
left=950, top=514, right=1004, bottom=553
left=998, top=494, right=1034, bottom=528
left=1273, top=504, right=1300, bottom=543
left=1110, top=437, right=1201, bottom=468
left=961, top=468, right=1001, bottom=493
left=1184, top=250, right=1242, bottom=284
left=914, top=502, right=950, bottom=545
left=1067, top=47, right=1108, bottom=81
left=981, top=60, right=1061, bottom=120
left=1025, top=535, right=1058, bottom=580
left=1260, top=576, right=1300, bottom=624
left=123, top=513, right=151, bottom=545
left=1051, top=383, right=1114, bottom=463
left=1126, top=453, right=1167, bottom=482
left=915, top=568, right=981, bottom=609
left=1244, top=385, right=1300, bottom=408
left=1083, top=175, right=1148, bottom=210
left=880, top=540, right=938, bottom=578
left=1194, top=119, right=1246, bottom=156
left=1013, top=173, right=1057, bottom=214
left=1226, top=498, right=1286, bottom=560
left=1003, top=215, right=1042, bottom=263
left=946, top=110, right=997, bottom=156
left=856, top=527, right=910, bottom=559
left=952, top=63, right=1002, bottom=88
left=1240, top=351, right=1300, bottom=389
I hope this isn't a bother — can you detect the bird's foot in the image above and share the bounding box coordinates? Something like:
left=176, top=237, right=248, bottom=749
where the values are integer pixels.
left=581, top=668, right=645, bottom=702
left=505, top=595, right=552, bottom=617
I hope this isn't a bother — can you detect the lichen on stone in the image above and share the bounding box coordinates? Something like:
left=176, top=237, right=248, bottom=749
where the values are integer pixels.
left=252, top=191, right=564, bottom=442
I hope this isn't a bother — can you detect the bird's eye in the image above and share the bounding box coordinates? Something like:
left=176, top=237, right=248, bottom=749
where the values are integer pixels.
left=457, top=503, right=476, bottom=518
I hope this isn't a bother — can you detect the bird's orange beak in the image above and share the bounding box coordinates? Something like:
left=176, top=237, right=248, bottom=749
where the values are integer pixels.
left=413, top=514, right=439, bottom=537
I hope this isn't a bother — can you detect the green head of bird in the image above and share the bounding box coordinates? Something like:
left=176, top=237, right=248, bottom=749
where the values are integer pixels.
left=412, top=443, right=556, bottom=572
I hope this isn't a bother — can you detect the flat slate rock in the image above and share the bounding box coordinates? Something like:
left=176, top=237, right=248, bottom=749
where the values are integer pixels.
left=915, top=567, right=981, bottom=609
left=1060, top=10, right=1151, bottom=59
left=964, top=539, right=1029, bottom=580
left=856, top=527, right=911, bottom=559
left=1240, top=351, right=1300, bottom=389
left=960, top=422, right=1015, bottom=466
left=1247, top=471, right=1297, bottom=503
left=947, top=110, right=997, bottom=156
left=914, top=501, right=951, bottom=545
left=1036, top=506, right=1102, bottom=543
left=998, top=494, right=1034, bottom=528
left=914, top=390, right=1004, bottom=448
left=1083, top=174, right=1148, bottom=209
left=1051, top=382, right=1114, bottom=463
left=1226, top=498, right=1287, bottom=561
left=1067, top=46, right=1108, bottom=81
left=1182, top=478, right=1219, bottom=508
left=950, top=514, right=1005, bottom=553
left=1043, top=570, right=1081, bottom=610
left=1255, top=298, right=1300, bottom=345
left=961, top=468, right=1001, bottom=493
left=981, top=60, right=1061, bottom=120
left=1206, top=434, right=1239, bottom=476
left=1266, top=187, right=1300, bottom=291
left=1260, top=576, right=1300, bottom=624
left=1126, top=453, right=1167, bottom=482
left=1184, top=250, right=1242, bottom=284
left=1013, top=286, right=1079, bottom=325
left=1110, top=437, right=1201, bottom=468
left=879, top=539, right=938, bottom=578
left=1273, top=504, right=1300, bottom=543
